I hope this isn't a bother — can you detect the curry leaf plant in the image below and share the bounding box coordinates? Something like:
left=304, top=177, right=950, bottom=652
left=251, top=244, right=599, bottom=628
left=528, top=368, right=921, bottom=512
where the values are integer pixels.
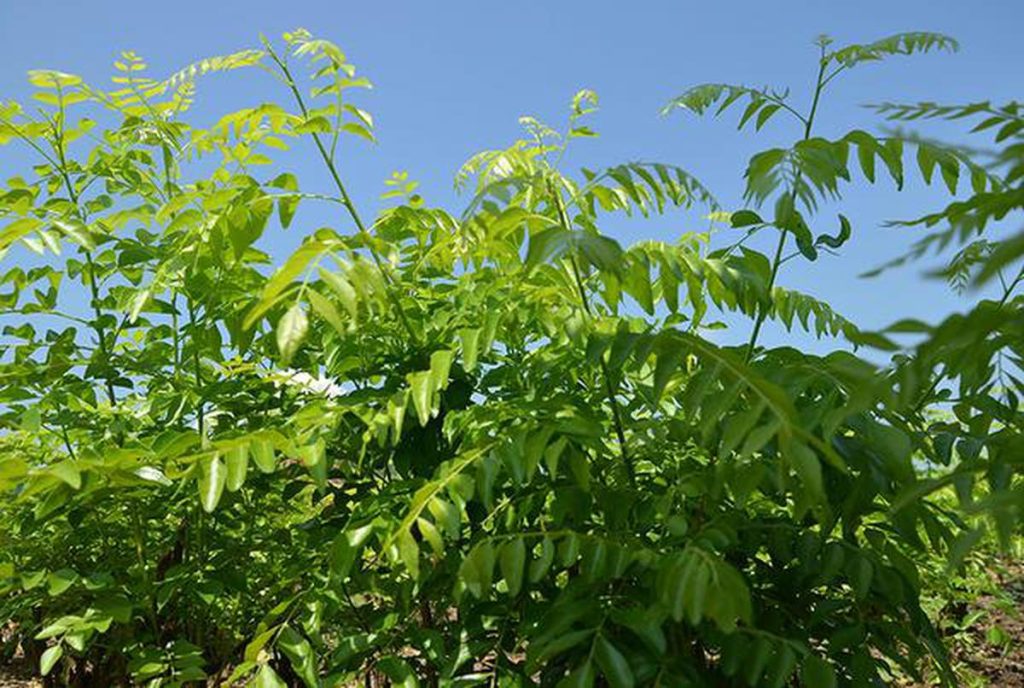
left=0, top=28, right=1020, bottom=688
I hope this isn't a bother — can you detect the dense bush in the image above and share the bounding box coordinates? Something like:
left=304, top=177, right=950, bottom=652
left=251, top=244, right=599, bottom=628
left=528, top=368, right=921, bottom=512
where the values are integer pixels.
left=0, top=29, right=1021, bottom=687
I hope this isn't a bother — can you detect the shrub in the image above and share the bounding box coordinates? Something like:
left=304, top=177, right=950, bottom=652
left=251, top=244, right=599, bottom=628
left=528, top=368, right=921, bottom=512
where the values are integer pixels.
left=0, top=29, right=1021, bottom=687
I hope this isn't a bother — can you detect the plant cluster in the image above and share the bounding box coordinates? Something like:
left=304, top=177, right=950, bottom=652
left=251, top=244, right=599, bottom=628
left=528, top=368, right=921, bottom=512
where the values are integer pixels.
left=0, top=29, right=1021, bottom=687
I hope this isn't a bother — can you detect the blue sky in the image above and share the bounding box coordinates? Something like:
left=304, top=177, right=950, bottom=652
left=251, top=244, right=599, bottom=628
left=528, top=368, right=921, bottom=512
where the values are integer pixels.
left=2, top=0, right=1021, bottom=350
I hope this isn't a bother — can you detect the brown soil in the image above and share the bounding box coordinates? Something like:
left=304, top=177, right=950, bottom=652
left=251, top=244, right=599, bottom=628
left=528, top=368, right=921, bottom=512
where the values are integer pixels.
left=0, top=659, right=39, bottom=688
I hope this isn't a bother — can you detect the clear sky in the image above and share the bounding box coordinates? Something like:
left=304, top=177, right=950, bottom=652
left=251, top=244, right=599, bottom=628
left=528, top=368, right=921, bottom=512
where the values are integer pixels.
left=1, top=0, right=1021, bottom=351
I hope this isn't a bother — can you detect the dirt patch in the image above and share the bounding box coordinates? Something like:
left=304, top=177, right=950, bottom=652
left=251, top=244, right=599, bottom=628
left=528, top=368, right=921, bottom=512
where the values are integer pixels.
left=0, top=659, right=40, bottom=688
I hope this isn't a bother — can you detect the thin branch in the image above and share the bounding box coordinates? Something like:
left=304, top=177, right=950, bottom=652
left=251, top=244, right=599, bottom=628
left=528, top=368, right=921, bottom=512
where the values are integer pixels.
left=549, top=179, right=636, bottom=486
left=263, top=41, right=420, bottom=344
left=745, top=48, right=831, bottom=361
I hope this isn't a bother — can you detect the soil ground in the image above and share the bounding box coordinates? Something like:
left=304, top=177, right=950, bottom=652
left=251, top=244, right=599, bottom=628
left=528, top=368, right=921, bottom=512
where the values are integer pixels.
left=0, top=659, right=38, bottom=688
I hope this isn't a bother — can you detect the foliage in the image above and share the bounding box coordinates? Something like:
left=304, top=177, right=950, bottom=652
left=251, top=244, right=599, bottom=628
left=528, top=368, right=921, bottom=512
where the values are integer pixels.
left=0, top=28, right=1021, bottom=688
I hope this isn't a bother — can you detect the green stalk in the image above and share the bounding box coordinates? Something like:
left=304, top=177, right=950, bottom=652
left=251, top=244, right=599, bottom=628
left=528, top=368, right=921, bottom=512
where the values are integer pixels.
left=744, top=47, right=830, bottom=361
left=49, top=93, right=119, bottom=405
left=265, top=43, right=420, bottom=343
left=550, top=179, right=636, bottom=486
left=187, top=299, right=205, bottom=438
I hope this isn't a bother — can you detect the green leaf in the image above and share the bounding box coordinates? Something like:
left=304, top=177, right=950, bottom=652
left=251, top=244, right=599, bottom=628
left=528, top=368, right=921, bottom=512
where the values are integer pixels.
left=247, top=240, right=328, bottom=328
left=850, top=556, right=874, bottom=600
left=533, top=628, right=596, bottom=667
left=396, top=528, right=420, bottom=580
left=576, top=233, right=624, bottom=273
left=594, top=636, right=635, bottom=688
left=296, top=115, right=332, bottom=134
left=49, top=461, right=82, bottom=490
left=269, top=173, right=300, bottom=228
left=429, top=349, right=454, bottom=392
left=251, top=439, right=277, bottom=473
left=306, top=289, right=346, bottom=334
left=253, top=664, right=288, bottom=688
left=559, top=662, right=596, bottom=688
left=653, top=343, right=686, bottom=401
left=40, top=644, right=63, bottom=676
left=319, top=268, right=359, bottom=319
left=376, top=657, right=419, bottom=688
left=828, top=32, right=958, bottom=69
left=277, top=626, right=319, bottom=688
left=199, top=454, right=227, bottom=513
left=416, top=517, right=444, bottom=556
left=743, top=637, right=772, bottom=686
left=276, top=302, right=308, bottom=363
left=458, top=327, right=481, bottom=371
left=765, top=644, right=798, bottom=688
left=244, top=626, right=279, bottom=663
left=330, top=524, right=373, bottom=580
left=788, top=441, right=823, bottom=500
left=526, top=226, right=571, bottom=270
left=459, top=541, right=495, bottom=599
left=946, top=527, right=985, bottom=573
left=755, top=103, right=781, bottom=130
left=224, top=444, right=249, bottom=492
left=529, top=537, right=556, bottom=583
left=816, top=214, right=852, bottom=249
left=47, top=568, right=78, bottom=596
left=800, top=654, right=837, bottom=688
left=340, top=122, right=374, bottom=142
left=499, top=538, right=526, bottom=597
left=29, top=70, right=83, bottom=89
left=0, top=217, right=44, bottom=251
left=730, top=209, right=763, bottom=227
left=407, top=371, right=433, bottom=427
left=298, top=440, right=327, bottom=488
left=20, top=406, right=41, bottom=432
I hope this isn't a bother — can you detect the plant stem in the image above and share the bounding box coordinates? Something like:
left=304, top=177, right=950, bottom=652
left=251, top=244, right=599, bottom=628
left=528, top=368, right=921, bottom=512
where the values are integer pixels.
left=744, top=227, right=788, bottom=361
left=50, top=105, right=119, bottom=405
left=550, top=179, right=636, bottom=486
left=265, top=44, right=420, bottom=343
left=187, top=299, right=205, bottom=438
left=60, top=425, right=77, bottom=460
left=997, top=263, right=1024, bottom=307
left=131, top=508, right=161, bottom=638
left=745, top=48, right=830, bottom=361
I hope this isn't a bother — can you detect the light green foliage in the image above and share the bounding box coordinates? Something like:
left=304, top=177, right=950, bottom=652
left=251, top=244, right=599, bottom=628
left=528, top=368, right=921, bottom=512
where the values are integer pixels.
left=0, top=28, right=1021, bottom=688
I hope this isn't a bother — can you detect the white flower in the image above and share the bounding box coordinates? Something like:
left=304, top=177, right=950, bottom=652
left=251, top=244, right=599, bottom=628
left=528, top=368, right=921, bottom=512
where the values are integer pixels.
left=267, top=368, right=345, bottom=398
